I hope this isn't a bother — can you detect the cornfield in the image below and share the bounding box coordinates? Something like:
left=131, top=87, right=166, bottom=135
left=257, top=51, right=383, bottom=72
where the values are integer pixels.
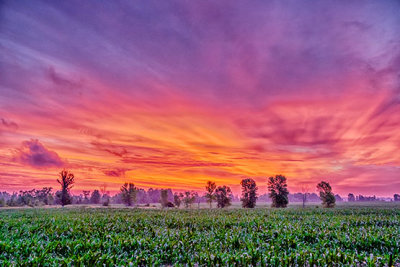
left=0, top=206, right=399, bottom=266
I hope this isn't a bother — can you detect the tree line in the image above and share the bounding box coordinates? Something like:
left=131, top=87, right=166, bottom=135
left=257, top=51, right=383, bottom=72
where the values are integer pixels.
left=0, top=170, right=398, bottom=208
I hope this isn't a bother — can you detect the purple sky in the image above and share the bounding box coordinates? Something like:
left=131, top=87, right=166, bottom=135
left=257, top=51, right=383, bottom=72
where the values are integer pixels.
left=0, top=1, right=400, bottom=196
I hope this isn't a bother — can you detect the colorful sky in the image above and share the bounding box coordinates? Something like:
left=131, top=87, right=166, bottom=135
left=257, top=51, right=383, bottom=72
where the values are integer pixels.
left=1, top=1, right=400, bottom=196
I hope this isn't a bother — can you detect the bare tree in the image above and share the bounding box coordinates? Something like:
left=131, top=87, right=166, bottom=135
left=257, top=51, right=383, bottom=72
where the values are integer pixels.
left=57, top=170, right=75, bottom=207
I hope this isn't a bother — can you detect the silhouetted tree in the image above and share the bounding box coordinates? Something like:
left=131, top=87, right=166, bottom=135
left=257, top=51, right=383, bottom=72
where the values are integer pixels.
left=348, top=193, right=355, bottom=202
left=183, top=191, right=196, bottom=208
left=317, top=181, right=335, bottom=208
left=205, top=181, right=217, bottom=208
left=215, top=186, right=232, bottom=208
left=120, top=183, right=137, bottom=206
left=268, top=175, right=289, bottom=208
left=174, top=193, right=183, bottom=208
left=90, top=190, right=101, bottom=204
left=394, top=194, right=400, bottom=202
left=57, top=170, right=75, bottom=207
left=240, top=178, right=258, bottom=208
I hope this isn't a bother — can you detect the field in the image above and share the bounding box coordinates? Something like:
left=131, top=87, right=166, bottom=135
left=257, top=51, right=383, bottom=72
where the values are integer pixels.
left=0, top=204, right=399, bottom=266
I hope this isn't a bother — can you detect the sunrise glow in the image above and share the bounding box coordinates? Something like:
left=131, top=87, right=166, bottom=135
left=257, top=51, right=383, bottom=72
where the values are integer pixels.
left=1, top=1, right=400, bottom=196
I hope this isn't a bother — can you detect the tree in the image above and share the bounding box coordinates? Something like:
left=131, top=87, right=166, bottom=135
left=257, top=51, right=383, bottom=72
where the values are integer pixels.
left=204, top=181, right=217, bottom=208
left=83, top=190, right=91, bottom=204
left=120, top=183, right=137, bottom=206
left=160, top=189, right=169, bottom=208
left=301, top=185, right=310, bottom=208
left=215, top=186, right=232, bottom=208
left=268, top=175, right=289, bottom=208
left=317, top=181, right=335, bottom=208
left=183, top=191, right=196, bottom=208
left=348, top=193, right=355, bottom=202
left=57, top=170, right=75, bottom=207
left=99, top=184, right=110, bottom=206
left=240, top=178, right=258, bottom=208
left=90, top=190, right=101, bottom=204
left=35, top=187, right=53, bottom=205
left=173, top=193, right=183, bottom=208
left=394, top=194, right=400, bottom=202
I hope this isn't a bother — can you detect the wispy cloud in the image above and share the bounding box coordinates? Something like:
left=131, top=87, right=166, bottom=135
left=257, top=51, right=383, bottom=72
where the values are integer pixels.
left=0, top=0, right=399, bottom=195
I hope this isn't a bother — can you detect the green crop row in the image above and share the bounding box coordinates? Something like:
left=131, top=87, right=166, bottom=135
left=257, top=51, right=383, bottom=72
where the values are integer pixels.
left=0, top=207, right=399, bottom=266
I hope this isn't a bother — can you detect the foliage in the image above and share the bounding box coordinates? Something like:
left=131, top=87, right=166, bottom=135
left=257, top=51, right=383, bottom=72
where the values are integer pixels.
left=215, top=186, right=232, bottom=208
left=57, top=170, right=75, bottom=207
left=83, top=191, right=91, bottom=204
left=120, top=183, right=137, bottom=206
left=173, top=193, right=183, bottom=208
left=182, top=191, right=196, bottom=208
left=240, top=178, right=258, bottom=208
left=102, top=197, right=110, bottom=207
left=90, top=190, right=101, bottom=204
left=204, top=181, right=217, bottom=208
left=35, top=187, right=53, bottom=205
left=268, top=175, right=289, bottom=208
left=317, top=181, right=336, bottom=208
left=160, top=189, right=169, bottom=208
left=0, top=206, right=399, bottom=266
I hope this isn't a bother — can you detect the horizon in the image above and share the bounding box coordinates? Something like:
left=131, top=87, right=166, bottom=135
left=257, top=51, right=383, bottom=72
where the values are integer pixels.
left=1, top=1, right=400, bottom=197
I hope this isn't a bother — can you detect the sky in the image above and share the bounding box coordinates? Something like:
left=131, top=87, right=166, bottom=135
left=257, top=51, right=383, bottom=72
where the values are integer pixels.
left=0, top=0, right=400, bottom=197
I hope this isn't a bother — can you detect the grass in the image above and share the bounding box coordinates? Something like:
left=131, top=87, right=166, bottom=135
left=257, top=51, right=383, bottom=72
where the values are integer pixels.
left=0, top=204, right=399, bottom=266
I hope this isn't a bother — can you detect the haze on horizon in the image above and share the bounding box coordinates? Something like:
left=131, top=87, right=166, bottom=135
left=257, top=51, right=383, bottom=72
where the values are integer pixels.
left=0, top=0, right=399, bottom=197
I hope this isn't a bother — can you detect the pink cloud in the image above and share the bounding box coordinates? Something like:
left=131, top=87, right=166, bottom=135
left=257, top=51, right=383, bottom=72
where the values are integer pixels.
left=14, top=139, right=64, bottom=168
